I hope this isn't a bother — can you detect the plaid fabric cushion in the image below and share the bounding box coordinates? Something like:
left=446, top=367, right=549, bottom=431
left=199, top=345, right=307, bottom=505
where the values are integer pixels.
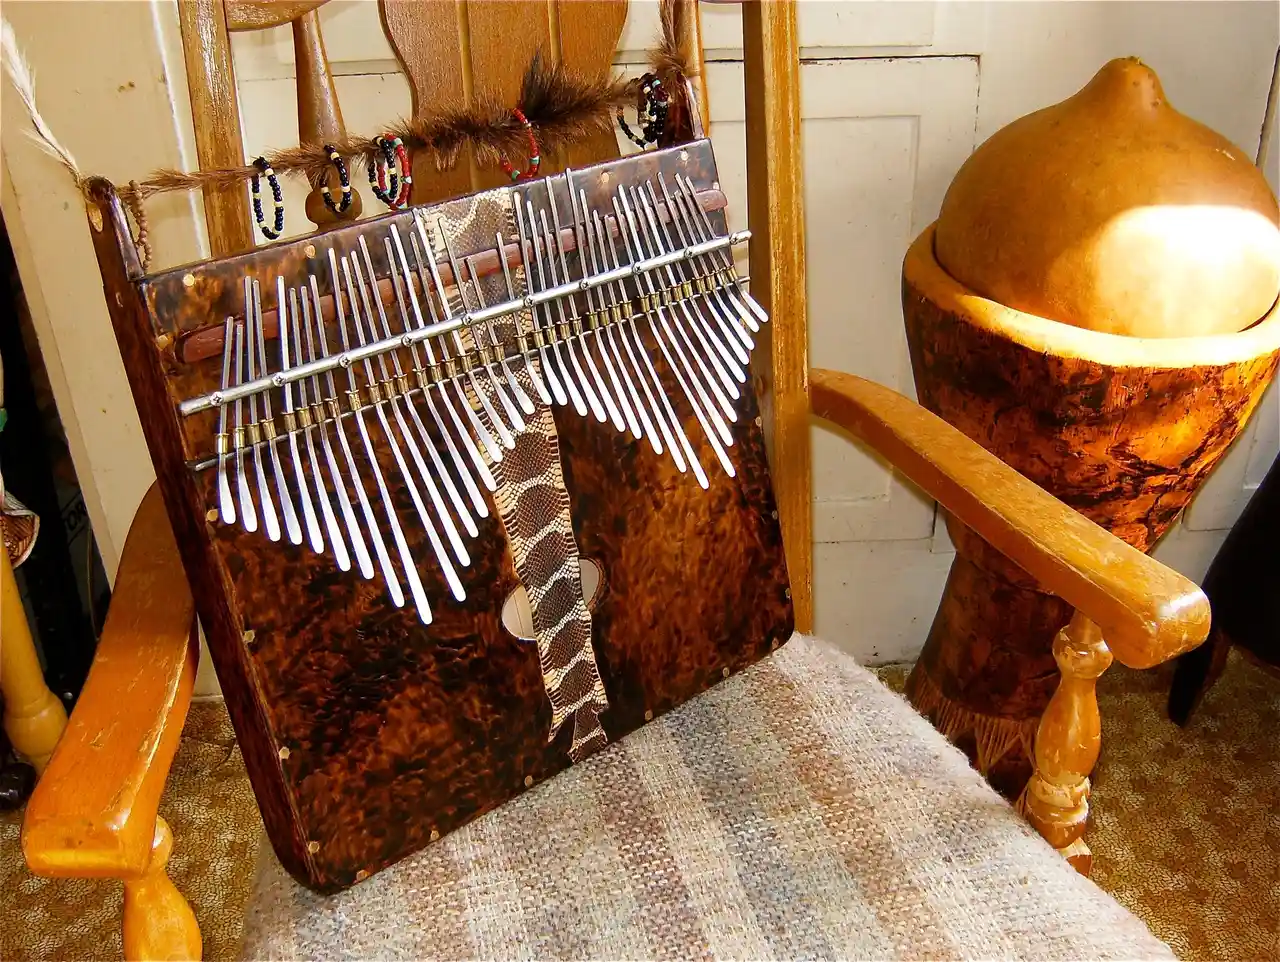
left=240, top=634, right=1171, bottom=961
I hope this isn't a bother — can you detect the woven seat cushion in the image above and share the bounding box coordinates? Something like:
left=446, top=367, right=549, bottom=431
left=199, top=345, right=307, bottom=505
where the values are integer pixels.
left=240, top=634, right=1170, bottom=961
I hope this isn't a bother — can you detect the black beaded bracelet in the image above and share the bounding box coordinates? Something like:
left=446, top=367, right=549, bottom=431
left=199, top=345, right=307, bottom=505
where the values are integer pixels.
left=319, top=145, right=352, bottom=214
left=251, top=157, right=285, bottom=240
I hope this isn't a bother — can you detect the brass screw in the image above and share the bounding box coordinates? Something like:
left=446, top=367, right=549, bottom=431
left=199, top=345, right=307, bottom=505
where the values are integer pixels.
left=243, top=629, right=256, bottom=645
left=771, top=510, right=779, bottom=520
left=722, top=666, right=730, bottom=679
left=205, top=508, right=219, bottom=523
left=307, top=840, right=320, bottom=854
left=429, top=829, right=440, bottom=842
left=644, top=709, right=653, bottom=722
left=523, top=775, right=534, bottom=788
left=355, top=869, right=369, bottom=882
left=278, top=747, right=290, bottom=760
left=304, top=244, right=317, bottom=259
left=182, top=273, right=196, bottom=288
left=601, top=172, right=611, bottom=185
left=754, top=415, right=763, bottom=428
left=680, top=150, right=690, bottom=163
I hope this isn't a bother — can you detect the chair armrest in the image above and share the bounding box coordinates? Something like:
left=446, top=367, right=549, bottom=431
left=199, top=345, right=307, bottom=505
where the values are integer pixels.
left=23, top=482, right=197, bottom=878
left=809, top=368, right=1210, bottom=669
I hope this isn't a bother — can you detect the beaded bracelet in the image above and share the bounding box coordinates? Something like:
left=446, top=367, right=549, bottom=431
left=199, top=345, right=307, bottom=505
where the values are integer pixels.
left=319, top=145, right=353, bottom=214
left=498, top=108, right=541, bottom=182
left=618, top=75, right=669, bottom=148
left=368, top=136, right=403, bottom=208
left=251, top=157, right=285, bottom=240
left=391, top=137, right=413, bottom=208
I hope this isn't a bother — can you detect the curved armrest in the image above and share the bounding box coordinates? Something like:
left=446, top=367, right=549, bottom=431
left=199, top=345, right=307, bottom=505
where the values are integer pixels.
left=810, top=369, right=1210, bottom=669
left=23, top=482, right=197, bottom=878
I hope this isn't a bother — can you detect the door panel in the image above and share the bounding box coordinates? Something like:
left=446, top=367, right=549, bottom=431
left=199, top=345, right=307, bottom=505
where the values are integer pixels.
left=707, top=56, right=979, bottom=543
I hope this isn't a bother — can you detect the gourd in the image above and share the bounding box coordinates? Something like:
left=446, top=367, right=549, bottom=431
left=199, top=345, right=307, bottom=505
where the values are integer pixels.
left=936, top=57, right=1280, bottom=338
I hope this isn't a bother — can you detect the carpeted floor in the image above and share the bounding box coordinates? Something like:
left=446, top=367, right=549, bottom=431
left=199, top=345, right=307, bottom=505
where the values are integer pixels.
left=3, top=649, right=1277, bottom=961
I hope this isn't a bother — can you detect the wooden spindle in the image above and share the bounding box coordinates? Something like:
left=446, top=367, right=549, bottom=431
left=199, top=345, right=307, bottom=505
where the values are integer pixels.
left=1019, top=610, right=1113, bottom=875
left=122, top=817, right=203, bottom=961
left=0, top=543, right=67, bottom=772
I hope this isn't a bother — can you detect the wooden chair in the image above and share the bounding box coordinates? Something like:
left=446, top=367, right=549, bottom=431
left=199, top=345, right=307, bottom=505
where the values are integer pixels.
left=22, top=2, right=1207, bottom=958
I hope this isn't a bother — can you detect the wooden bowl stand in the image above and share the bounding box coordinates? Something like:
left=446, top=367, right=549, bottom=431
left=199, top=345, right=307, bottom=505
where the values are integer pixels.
left=901, top=225, right=1280, bottom=799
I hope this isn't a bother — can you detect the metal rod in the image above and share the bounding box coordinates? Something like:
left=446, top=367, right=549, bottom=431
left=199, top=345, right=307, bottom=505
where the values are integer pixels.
left=178, top=230, right=749, bottom=417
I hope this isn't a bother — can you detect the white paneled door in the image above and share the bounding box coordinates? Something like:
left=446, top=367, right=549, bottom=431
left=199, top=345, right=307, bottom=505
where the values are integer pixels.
left=706, top=56, right=979, bottom=656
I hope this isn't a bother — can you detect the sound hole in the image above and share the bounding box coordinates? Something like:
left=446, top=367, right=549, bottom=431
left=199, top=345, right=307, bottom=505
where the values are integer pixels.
left=501, top=558, right=603, bottom=642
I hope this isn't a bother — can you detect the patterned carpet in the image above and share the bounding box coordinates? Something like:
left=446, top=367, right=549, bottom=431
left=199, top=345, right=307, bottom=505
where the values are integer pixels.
left=2, top=649, right=1277, bottom=961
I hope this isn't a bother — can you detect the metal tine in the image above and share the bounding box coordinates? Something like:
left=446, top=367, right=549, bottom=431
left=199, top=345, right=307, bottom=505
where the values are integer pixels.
left=342, top=253, right=464, bottom=606
left=623, top=185, right=738, bottom=424
left=278, top=279, right=325, bottom=554
left=512, top=199, right=574, bottom=410
left=405, top=228, right=505, bottom=474
left=251, top=279, right=304, bottom=545
left=302, top=281, right=375, bottom=580
left=460, top=250, right=534, bottom=416
left=572, top=188, right=648, bottom=445
left=231, top=319, right=258, bottom=533
left=352, top=243, right=472, bottom=568
left=287, top=289, right=351, bottom=572
left=544, top=177, right=627, bottom=433
left=616, top=191, right=737, bottom=453
left=613, top=196, right=735, bottom=479
left=322, top=251, right=414, bottom=614
left=495, top=230, right=553, bottom=406
left=635, top=183, right=745, bottom=395
left=413, top=212, right=518, bottom=450
left=648, top=179, right=751, bottom=371
left=242, top=278, right=281, bottom=541
left=593, top=207, right=705, bottom=483
left=385, top=232, right=491, bottom=520
left=676, top=172, right=767, bottom=332
left=591, top=205, right=685, bottom=466
left=535, top=205, right=609, bottom=424
left=216, top=316, right=237, bottom=525
left=659, top=174, right=753, bottom=363
left=437, top=224, right=530, bottom=430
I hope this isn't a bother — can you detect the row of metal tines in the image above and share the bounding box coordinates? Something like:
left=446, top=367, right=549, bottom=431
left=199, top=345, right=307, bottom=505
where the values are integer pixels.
left=211, top=169, right=766, bottom=623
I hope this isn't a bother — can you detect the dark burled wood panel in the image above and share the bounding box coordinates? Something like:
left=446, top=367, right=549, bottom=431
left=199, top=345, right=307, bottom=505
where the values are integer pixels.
left=900, top=262, right=1280, bottom=795
left=90, top=141, right=792, bottom=893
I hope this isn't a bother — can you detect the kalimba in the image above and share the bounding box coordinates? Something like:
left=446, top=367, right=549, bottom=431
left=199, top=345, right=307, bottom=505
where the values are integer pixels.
left=87, top=140, right=793, bottom=892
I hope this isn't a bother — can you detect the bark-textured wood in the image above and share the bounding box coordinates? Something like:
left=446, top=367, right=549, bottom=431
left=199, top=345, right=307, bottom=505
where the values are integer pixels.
left=177, top=0, right=255, bottom=255
left=1018, top=612, right=1113, bottom=876
left=742, top=0, right=812, bottom=632
left=86, top=143, right=793, bottom=894
left=901, top=224, right=1280, bottom=794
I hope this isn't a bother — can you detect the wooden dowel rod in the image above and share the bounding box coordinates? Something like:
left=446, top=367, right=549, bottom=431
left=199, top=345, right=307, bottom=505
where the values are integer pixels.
left=177, top=187, right=728, bottom=364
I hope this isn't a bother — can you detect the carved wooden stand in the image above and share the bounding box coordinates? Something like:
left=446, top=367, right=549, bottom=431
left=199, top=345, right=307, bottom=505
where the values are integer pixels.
left=901, top=225, right=1280, bottom=834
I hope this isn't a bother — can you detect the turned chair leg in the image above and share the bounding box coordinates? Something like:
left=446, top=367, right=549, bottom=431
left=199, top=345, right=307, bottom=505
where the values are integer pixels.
left=122, top=817, right=202, bottom=962
left=0, top=542, right=67, bottom=772
left=1019, top=611, right=1112, bottom=876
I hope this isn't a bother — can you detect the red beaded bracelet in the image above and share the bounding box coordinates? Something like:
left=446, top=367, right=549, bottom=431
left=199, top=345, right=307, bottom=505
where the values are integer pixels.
left=498, top=108, right=541, bottom=182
